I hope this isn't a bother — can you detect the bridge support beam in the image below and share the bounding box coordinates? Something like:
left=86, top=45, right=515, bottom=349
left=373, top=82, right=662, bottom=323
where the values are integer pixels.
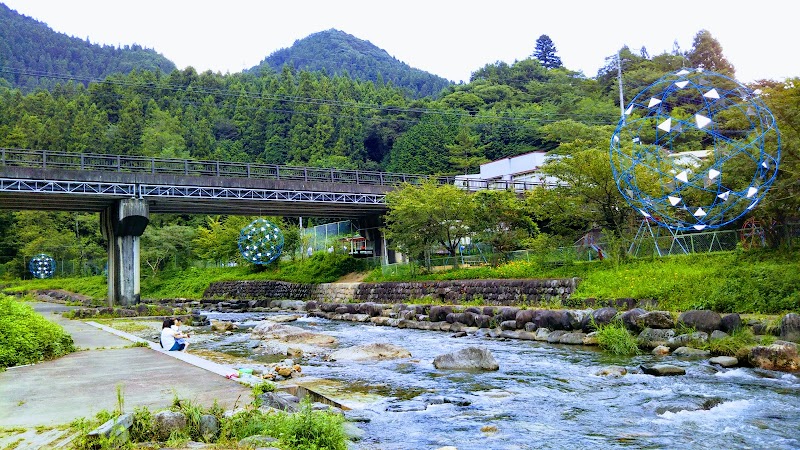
left=101, top=199, right=149, bottom=307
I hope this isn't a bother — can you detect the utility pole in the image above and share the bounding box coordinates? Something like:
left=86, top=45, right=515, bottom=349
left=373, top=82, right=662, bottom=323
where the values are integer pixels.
left=617, top=51, right=625, bottom=124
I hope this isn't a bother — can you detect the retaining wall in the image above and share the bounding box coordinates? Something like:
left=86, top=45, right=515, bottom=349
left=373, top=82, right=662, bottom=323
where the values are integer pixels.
left=202, top=278, right=579, bottom=306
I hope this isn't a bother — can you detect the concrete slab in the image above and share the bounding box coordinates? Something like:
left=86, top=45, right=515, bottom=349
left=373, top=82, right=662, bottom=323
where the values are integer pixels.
left=0, top=302, right=252, bottom=428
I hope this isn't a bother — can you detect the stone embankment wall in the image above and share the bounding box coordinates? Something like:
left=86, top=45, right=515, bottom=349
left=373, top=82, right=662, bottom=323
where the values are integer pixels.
left=202, top=278, right=579, bottom=306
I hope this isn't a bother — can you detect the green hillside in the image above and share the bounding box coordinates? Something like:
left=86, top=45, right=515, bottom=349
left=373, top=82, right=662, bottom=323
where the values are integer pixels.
left=248, top=29, right=452, bottom=98
left=0, top=3, right=176, bottom=91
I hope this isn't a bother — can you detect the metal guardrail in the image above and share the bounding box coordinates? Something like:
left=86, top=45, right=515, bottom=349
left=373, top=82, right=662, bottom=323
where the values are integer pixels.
left=0, top=148, right=548, bottom=192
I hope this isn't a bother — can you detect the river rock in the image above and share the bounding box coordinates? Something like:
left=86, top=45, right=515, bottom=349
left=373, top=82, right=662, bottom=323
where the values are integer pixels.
left=211, top=320, right=238, bottom=332
left=673, top=347, right=711, bottom=358
left=559, top=332, right=587, bottom=345
left=620, top=308, right=647, bottom=332
left=780, top=313, right=800, bottom=343
left=429, top=306, right=453, bottom=322
left=641, top=364, right=686, bottom=376
left=238, top=435, right=279, bottom=448
left=327, top=343, right=411, bottom=361
left=710, top=330, right=729, bottom=341
left=590, top=307, right=618, bottom=329
left=498, top=307, right=519, bottom=322
left=720, top=313, right=742, bottom=333
left=251, top=322, right=337, bottom=345
left=433, top=346, right=499, bottom=371
left=582, top=332, right=599, bottom=345
left=515, top=309, right=536, bottom=329
left=638, top=311, right=675, bottom=330
left=596, top=366, right=627, bottom=377
left=386, top=401, right=428, bottom=412
left=270, top=314, right=299, bottom=323
left=667, top=332, right=708, bottom=350
left=546, top=330, right=567, bottom=343
left=343, top=422, right=365, bottom=441
left=709, top=356, right=738, bottom=367
left=153, top=410, right=187, bottom=441
left=652, top=345, right=670, bottom=355
left=749, top=341, right=800, bottom=372
left=678, top=310, right=722, bottom=333
left=534, top=328, right=551, bottom=341
left=199, top=414, right=219, bottom=439
left=500, top=320, right=517, bottom=330
left=637, top=328, right=675, bottom=349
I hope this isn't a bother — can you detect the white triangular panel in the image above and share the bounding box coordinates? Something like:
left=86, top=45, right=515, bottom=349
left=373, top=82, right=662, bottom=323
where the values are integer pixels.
left=747, top=187, right=758, bottom=198
left=633, top=137, right=640, bottom=143
left=693, top=225, right=707, bottom=231
left=746, top=107, right=756, bottom=116
left=695, top=114, right=712, bottom=129
left=762, top=161, right=769, bottom=169
left=708, top=169, right=721, bottom=180
left=648, top=98, right=662, bottom=108
left=625, top=189, right=634, bottom=197
left=658, top=118, right=672, bottom=132
left=675, top=170, right=689, bottom=183
left=718, top=190, right=730, bottom=201
left=675, top=80, right=689, bottom=88
left=694, top=208, right=707, bottom=217
left=668, top=196, right=681, bottom=206
left=625, top=105, right=634, bottom=115
left=639, top=209, right=651, bottom=218
left=703, top=89, right=720, bottom=99
left=677, top=69, right=690, bottom=75
left=613, top=135, right=619, bottom=143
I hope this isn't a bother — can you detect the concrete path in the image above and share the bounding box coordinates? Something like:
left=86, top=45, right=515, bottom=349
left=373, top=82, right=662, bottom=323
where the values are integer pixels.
left=0, top=302, right=252, bottom=434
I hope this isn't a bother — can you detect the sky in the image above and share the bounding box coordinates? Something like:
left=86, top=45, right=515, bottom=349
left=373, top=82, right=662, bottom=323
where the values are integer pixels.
left=3, top=0, right=797, bottom=84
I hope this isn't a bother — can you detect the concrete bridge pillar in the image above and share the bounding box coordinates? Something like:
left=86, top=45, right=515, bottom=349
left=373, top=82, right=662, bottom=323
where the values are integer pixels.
left=356, top=215, right=397, bottom=265
left=101, top=199, right=149, bottom=306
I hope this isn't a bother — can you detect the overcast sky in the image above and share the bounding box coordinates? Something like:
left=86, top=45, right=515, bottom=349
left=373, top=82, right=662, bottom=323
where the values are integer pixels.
left=3, top=0, right=796, bottom=84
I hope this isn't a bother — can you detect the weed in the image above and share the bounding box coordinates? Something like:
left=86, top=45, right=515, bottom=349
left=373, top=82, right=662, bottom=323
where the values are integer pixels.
left=595, top=321, right=640, bottom=356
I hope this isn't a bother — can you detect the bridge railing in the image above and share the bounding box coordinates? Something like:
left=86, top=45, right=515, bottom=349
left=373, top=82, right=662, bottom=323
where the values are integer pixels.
left=0, top=148, right=549, bottom=191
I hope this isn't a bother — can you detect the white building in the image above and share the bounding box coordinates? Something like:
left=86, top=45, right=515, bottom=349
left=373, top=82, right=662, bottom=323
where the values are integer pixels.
left=455, top=151, right=561, bottom=191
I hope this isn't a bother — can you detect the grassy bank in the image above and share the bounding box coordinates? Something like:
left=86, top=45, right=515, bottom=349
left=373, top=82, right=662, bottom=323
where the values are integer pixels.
left=3, top=249, right=798, bottom=314
left=0, top=295, right=75, bottom=369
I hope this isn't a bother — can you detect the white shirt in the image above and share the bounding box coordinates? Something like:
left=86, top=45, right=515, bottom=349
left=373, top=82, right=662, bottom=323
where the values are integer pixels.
left=160, top=327, right=177, bottom=349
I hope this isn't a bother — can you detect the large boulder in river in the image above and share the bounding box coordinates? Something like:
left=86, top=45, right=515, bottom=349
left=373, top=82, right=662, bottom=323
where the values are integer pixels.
left=637, top=328, right=675, bottom=349
left=677, top=310, right=721, bottom=333
left=433, top=347, right=499, bottom=371
left=638, top=311, right=675, bottom=330
left=749, top=341, right=800, bottom=372
left=251, top=321, right=337, bottom=345
left=720, top=313, right=742, bottom=333
left=429, top=306, right=453, bottom=322
left=327, top=343, right=411, bottom=361
left=620, top=308, right=647, bottom=332
left=588, top=307, right=618, bottom=330
left=780, top=313, right=800, bottom=343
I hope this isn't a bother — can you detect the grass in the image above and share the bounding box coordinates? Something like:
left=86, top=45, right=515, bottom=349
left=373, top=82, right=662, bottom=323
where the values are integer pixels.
left=3, top=248, right=797, bottom=315
left=594, top=321, right=640, bottom=356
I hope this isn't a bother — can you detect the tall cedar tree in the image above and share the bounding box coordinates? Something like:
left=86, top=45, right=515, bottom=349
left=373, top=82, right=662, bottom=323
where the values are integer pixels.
left=533, top=35, right=563, bottom=69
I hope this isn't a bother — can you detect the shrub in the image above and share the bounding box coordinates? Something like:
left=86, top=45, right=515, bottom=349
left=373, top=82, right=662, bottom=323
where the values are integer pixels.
left=0, top=295, right=75, bottom=369
left=269, top=399, right=347, bottom=450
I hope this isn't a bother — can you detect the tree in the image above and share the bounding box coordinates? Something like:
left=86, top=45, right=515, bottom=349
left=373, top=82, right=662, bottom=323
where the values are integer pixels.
left=473, top=190, right=537, bottom=262
left=687, top=30, right=735, bottom=76
left=193, top=216, right=252, bottom=265
left=533, top=35, right=563, bottom=69
left=446, top=127, right=488, bottom=174
left=385, top=181, right=475, bottom=263
left=140, top=225, right=195, bottom=274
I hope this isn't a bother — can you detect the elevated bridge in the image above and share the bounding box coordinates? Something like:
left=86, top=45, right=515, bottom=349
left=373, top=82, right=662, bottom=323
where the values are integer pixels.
left=0, top=149, right=543, bottom=305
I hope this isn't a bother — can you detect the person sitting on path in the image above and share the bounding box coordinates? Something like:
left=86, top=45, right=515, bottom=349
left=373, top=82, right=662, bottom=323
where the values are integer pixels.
left=160, top=317, right=190, bottom=351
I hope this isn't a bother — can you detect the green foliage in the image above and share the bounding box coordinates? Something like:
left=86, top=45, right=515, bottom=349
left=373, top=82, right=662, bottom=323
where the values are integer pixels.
left=0, top=295, right=75, bottom=368
left=595, top=321, right=640, bottom=356
left=269, top=399, right=348, bottom=450
left=252, top=29, right=451, bottom=98
left=0, top=4, right=175, bottom=92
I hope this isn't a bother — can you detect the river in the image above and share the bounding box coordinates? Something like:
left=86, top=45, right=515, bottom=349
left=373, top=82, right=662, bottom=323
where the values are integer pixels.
left=199, top=311, right=800, bottom=450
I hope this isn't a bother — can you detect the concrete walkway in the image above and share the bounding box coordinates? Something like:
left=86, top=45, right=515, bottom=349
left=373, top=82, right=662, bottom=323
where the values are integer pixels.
left=0, top=302, right=252, bottom=433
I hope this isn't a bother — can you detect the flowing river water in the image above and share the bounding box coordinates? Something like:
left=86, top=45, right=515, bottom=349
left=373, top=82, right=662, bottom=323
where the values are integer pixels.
left=197, top=311, right=799, bottom=450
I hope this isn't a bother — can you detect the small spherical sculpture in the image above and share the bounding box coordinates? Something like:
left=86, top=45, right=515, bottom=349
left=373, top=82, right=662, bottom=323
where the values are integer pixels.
left=238, top=218, right=284, bottom=265
left=610, top=68, right=780, bottom=231
left=29, top=253, right=56, bottom=279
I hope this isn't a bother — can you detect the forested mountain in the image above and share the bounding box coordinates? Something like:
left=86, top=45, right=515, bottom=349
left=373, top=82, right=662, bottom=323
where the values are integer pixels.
left=248, top=29, right=452, bottom=98
left=0, top=3, right=176, bottom=92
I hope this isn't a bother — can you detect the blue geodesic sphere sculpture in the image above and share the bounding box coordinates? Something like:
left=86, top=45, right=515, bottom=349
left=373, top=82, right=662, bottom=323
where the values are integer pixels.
left=238, top=218, right=284, bottom=265
left=29, top=253, right=56, bottom=278
left=610, top=68, right=780, bottom=231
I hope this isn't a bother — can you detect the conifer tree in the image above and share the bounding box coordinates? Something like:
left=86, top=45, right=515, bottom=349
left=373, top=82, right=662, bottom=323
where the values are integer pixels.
left=533, top=34, right=563, bottom=69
